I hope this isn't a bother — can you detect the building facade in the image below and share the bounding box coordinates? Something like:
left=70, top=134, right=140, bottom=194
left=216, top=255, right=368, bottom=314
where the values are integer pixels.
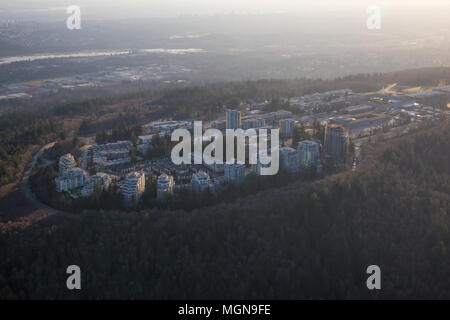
left=58, top=153, right=76, bottom=176
left=242, top=117, right=266, bottom=130
left=191, top=170, right=212, bottom=193
left=88, top=140, right=133, bottom=169
left=55, top=167, right=89, bottom=193
left=226, top=109, right=242, bottom=130
left=81, top=172, right=112, bottom=198
left=280, top=119, right=296, bottom=139
left=137, top=135, right=154, bottom=155
left=122, top=171, right=146, bottom=204
left=156, top=173, right=174, bottom=202
left=297, top=140, right=320, bottom=169
left=324, top=123, right=349, bottom=158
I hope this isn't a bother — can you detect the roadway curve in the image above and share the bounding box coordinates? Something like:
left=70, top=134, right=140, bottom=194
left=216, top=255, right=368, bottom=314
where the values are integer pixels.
left=20, top=141, right=76, bottom=225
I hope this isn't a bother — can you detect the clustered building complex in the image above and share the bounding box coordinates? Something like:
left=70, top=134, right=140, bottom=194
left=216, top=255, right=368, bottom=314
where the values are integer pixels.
left=55, top=153, right=109, bottom=196
left=56, top=105, right=329, bottom=204
left=90, top=141, right=132, bottom=169
left=278, top=140, right=322, bottom=175
left=55, top=167, right=89, bottom=193
left=54, top=102, right=353, bottom=206
left=81, top=173, right=112, bottom=198
left=55, top=84, right=449, bottom=206
left=55, top=154, right=88, bottom=193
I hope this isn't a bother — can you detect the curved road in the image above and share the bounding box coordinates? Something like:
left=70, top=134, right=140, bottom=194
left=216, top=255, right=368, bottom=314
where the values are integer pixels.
left=22, top=141, right=56, bottom=204
left=21, top=141, right=76, bottom=223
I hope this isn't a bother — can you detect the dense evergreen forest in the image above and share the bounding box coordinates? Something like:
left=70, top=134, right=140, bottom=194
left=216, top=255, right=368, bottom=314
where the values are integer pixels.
left=0, top=122, right=448, bottom=299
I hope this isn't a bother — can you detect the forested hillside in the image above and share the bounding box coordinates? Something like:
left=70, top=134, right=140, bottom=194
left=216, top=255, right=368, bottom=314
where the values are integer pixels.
left=0, top=122, right=448, bottom=299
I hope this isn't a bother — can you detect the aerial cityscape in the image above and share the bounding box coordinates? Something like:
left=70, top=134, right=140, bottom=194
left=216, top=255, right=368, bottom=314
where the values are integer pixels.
left=37, top=85, right=449, bottom=211
left=0, top=0, right=449, bottom=308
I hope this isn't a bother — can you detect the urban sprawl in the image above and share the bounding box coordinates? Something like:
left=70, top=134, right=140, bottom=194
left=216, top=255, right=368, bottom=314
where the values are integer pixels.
left=53, top=85, right=450, bottom=207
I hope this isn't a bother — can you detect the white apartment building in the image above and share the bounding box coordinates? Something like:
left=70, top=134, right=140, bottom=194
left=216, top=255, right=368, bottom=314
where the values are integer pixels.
left=58, top=153, right=77, bottom=176
left=156, top=173, right=174, bottom=202
left=81, top=172, right=112, bottom=198
left=122, top=171, right=146, bottom=204
left=138, top=135, right=153, bottom=145
left=91, top=141, right=132, bottom=169
left=137, top=134, right=153, bottom=154
left=55, top=167, right=89, bottom=193
left=191, top=170, right=213, bottom=193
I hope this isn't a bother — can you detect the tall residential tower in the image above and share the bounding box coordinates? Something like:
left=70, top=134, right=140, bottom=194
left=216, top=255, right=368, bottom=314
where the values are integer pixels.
left=226, top=109, right=242, bottom=130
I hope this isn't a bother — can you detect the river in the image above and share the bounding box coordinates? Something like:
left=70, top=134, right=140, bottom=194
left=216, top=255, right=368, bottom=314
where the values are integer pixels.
left=0, top=48, right=207, bottom=65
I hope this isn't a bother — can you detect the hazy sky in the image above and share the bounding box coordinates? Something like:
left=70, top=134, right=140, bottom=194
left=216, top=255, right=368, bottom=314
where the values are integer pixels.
left=2, top=0, right=450, bottom=18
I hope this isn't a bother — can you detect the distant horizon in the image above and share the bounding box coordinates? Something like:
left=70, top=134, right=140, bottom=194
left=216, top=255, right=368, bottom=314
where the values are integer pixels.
left=1, top=0, right=450, bottom=20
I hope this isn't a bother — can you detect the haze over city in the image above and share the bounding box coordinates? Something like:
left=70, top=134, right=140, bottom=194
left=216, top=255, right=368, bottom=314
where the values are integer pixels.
left=0, top=0, right=449, bottom=307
